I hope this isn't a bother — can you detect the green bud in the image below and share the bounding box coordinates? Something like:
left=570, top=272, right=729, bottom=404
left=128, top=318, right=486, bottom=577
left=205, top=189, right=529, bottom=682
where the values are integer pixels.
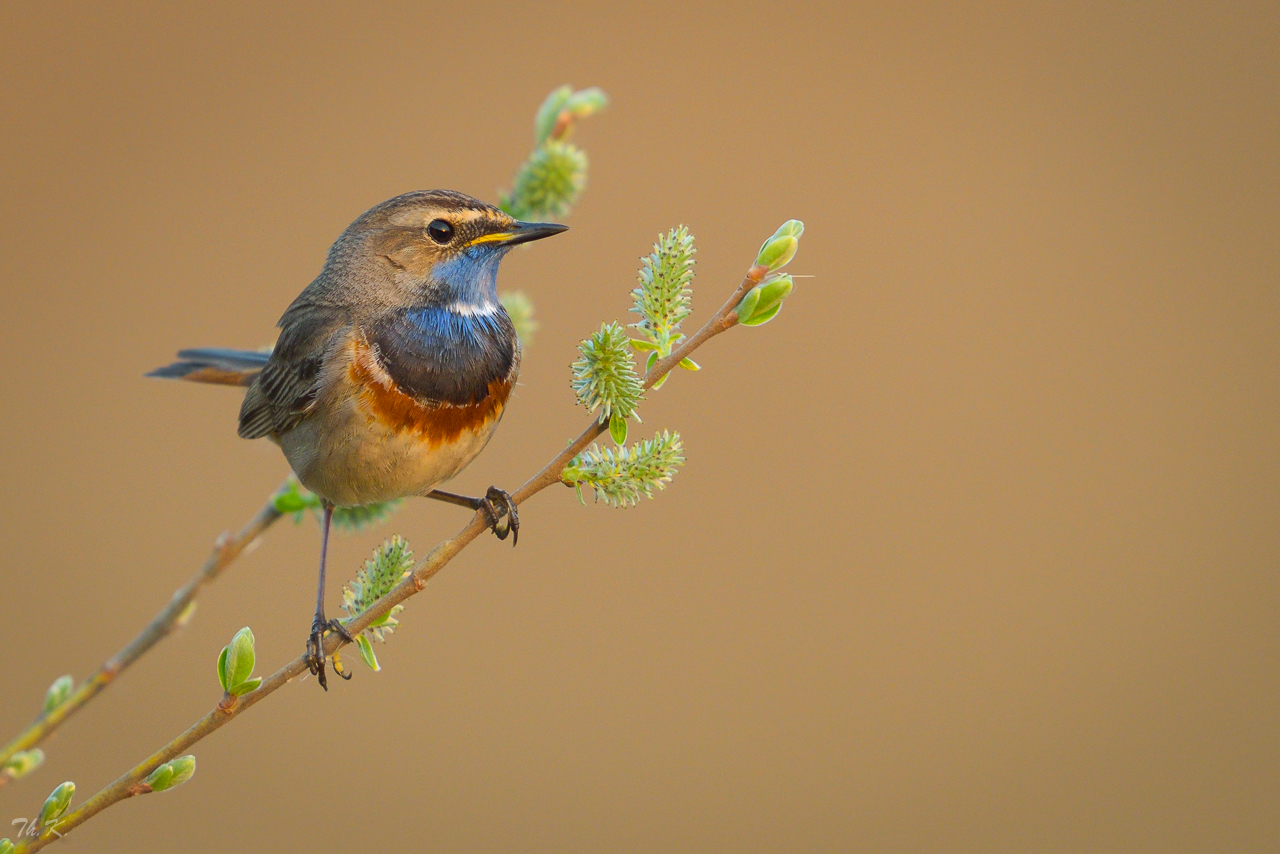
left=564, top=87, right=609, bottom=119
left=735, top=286, right=760, bottom=323
left=755, top=219, right=805, bottom=271
left=43, top=675, right=73, bottom=715
left=144, top=756, right=195, bottom=792
left=144, top=765, right=172, bottom=792
left=609, top=413, right=629, bottom=445
left=753, top=274, right=794, bottom=317
left=38, top=781, right=74, bottom=827
left=736, top=275, right=794, bottom=327
left=231, top=677, right=262, bottom=696
left=216, top=646, right=229, bottom=692
left=271, top=479, right=318, bottom=514
left=167, top=755, right=196, bottom=788
left=533, top=85, right=574, bottom=144
left=2, top=749, right=45, bottom=781
left=0, top=837, right=13, bottom=854
left=218, top=627, right=258, bottom=695
left=678, top=357, right=700, bottom=371
left=355, top=634, right=380, bottom=671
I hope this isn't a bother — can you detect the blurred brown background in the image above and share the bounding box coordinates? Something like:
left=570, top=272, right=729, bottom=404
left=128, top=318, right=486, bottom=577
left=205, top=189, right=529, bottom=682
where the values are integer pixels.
left=1, top=3, right=1277, bottom=851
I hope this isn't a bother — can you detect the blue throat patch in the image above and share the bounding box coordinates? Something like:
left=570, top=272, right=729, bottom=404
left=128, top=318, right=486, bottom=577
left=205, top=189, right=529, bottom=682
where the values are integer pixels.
left=371, top=303, right=517, bottom=405
left=428, top=245, right=510, bottom=308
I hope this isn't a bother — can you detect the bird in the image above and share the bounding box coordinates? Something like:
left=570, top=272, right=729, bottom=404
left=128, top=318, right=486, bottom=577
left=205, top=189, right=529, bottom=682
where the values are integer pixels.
left=149, top=190, right=567, bottom=689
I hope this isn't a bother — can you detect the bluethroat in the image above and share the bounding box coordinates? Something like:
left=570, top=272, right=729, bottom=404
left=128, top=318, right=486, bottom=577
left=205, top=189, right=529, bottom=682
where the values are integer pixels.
left=150, top=190, right=567, bottom=688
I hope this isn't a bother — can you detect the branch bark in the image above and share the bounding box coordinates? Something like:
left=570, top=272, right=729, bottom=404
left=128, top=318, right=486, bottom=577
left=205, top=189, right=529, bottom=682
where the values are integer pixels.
left=11, top=265, right=765, bottom=853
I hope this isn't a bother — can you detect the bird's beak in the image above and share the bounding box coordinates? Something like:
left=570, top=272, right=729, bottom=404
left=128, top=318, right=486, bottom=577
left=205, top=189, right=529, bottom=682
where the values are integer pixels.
left=501, top=220, right=569, bottom=246
left=463, top=221, right=569, bottom=249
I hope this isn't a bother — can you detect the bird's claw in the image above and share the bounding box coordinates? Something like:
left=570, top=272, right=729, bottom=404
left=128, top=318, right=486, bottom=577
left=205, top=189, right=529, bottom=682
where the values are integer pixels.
left=305, top=617, right=355, bottom=691
left=480, top=486, right=519, bottom=546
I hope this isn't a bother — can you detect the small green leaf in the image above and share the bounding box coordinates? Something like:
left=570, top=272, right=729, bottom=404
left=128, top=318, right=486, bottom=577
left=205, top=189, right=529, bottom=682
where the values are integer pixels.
left=0, top=837, right=13, bottom=854
left=533, top=85, right=573, bottom=144
left=223, top=627, right=256, bottom=690
left=271, top=479, right=319, bottom=515
left=756, top=236, right=796, bottom=272
left=144, top=755, right=195, bottom=793
left=754, top=220, right=805, bottom=272
left=754, top=274, right=794, bottom=313
left=563, top=87, right=609, bottom=121
left=216, top=646, right=230, bottom=692
left=43, top=675, right=73, bottom=715
left=735, top=286, right=761, bottom=323
left=38, top=781, right=74, bottom=827
left=740, top=302, right=783, bottom=326
left=777, top=220, right=805, bottom=238
left=736, top=274, right=794, bottom=326
left=629, top=338, right=660, bottom=351
left=609, top=413, right=628, bottom=445
left=649, top=350, right=669, bottom=389
left=678, top=357, right=700, bottom=371
left=145, top=765, right=173, bottom=792
left=355, top=635, right=380, bottom=672
left=2, top=749, right=45, bottom=781
left=165, top=756, right=196, bottom=789
left=228, top=677, right=261, bottom=697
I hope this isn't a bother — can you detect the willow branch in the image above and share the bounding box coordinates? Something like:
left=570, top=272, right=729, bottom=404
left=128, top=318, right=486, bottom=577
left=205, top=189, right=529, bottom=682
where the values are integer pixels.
left=0, top=496, right=284, bottom=772
left=11, top=264, right=766, bottom=853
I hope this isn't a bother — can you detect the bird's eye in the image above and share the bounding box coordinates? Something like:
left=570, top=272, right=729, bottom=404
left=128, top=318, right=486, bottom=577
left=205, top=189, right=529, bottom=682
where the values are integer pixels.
left=426, top=219, right=455, bottom=244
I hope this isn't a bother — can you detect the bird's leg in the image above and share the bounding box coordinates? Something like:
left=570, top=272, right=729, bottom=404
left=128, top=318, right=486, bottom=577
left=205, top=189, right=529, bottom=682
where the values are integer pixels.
left=426, top=487, right=520, bottom=546
left=305, top=500, right=353, bottom=690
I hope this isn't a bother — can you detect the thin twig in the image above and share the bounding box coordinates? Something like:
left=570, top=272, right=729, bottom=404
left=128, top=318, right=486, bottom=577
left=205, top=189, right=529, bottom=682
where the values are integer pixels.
left=0, top=497, right=284, bottom=772
left=11, top=266, right=765, bottom=853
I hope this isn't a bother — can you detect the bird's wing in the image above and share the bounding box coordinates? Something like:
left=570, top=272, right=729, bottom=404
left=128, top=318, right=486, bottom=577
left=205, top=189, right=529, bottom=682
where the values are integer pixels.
left=238, top=301, right=348, bottom=440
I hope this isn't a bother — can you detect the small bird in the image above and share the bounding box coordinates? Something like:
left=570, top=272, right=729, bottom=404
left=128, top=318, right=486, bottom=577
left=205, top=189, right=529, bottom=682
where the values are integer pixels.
left=150, top=190, right=567, bottom=688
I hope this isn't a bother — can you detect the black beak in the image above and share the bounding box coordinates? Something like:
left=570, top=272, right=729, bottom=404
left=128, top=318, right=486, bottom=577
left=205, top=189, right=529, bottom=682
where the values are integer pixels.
left=504, top=220, right=569, bottom=246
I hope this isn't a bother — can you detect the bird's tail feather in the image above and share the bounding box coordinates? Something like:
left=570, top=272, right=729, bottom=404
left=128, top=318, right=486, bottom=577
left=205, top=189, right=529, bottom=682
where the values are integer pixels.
left=147, top=348, right=270, bottom=387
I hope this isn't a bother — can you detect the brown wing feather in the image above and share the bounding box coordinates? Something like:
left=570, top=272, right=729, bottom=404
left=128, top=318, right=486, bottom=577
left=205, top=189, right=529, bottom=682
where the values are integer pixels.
left=238, top=301, right=347, bottom=439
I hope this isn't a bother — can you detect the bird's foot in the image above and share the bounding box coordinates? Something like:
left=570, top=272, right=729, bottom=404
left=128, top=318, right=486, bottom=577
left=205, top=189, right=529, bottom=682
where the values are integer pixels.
left=305, top=616, right=355, bottom=691
left=480, top=486, right=520, bottom=546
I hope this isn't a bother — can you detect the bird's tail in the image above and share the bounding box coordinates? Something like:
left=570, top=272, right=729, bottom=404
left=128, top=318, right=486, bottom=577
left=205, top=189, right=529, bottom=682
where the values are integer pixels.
left=146, top=348, right=271, bottom=387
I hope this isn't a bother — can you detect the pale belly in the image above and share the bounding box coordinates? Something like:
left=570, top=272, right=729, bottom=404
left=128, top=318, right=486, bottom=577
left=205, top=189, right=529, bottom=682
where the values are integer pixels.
left=278, top=386, right=502, bottom=507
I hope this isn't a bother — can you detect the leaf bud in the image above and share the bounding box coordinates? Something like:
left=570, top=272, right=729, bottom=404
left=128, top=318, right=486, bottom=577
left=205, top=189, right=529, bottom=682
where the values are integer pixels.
left=218, top=627, right=258, bottom=695
left=2, top=749, right=45, bottom=781
left=43, top=675, right=73, bottom=715
left=144, top=756, right=195, bottom=792
left=736, top=274, right=794, bottom=327
left=38, top=781, right=74, bottom=827
left=755, top=219, right=805, bottom=271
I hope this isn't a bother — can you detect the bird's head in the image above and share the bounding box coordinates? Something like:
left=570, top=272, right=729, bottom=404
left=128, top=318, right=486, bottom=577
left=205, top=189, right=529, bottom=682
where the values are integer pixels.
left=330, top=189, right=567, bottom=311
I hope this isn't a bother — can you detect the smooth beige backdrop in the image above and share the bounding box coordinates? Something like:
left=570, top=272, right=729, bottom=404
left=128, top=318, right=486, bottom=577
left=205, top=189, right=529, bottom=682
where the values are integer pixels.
left=1, top=3, right=1276, bottom=852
